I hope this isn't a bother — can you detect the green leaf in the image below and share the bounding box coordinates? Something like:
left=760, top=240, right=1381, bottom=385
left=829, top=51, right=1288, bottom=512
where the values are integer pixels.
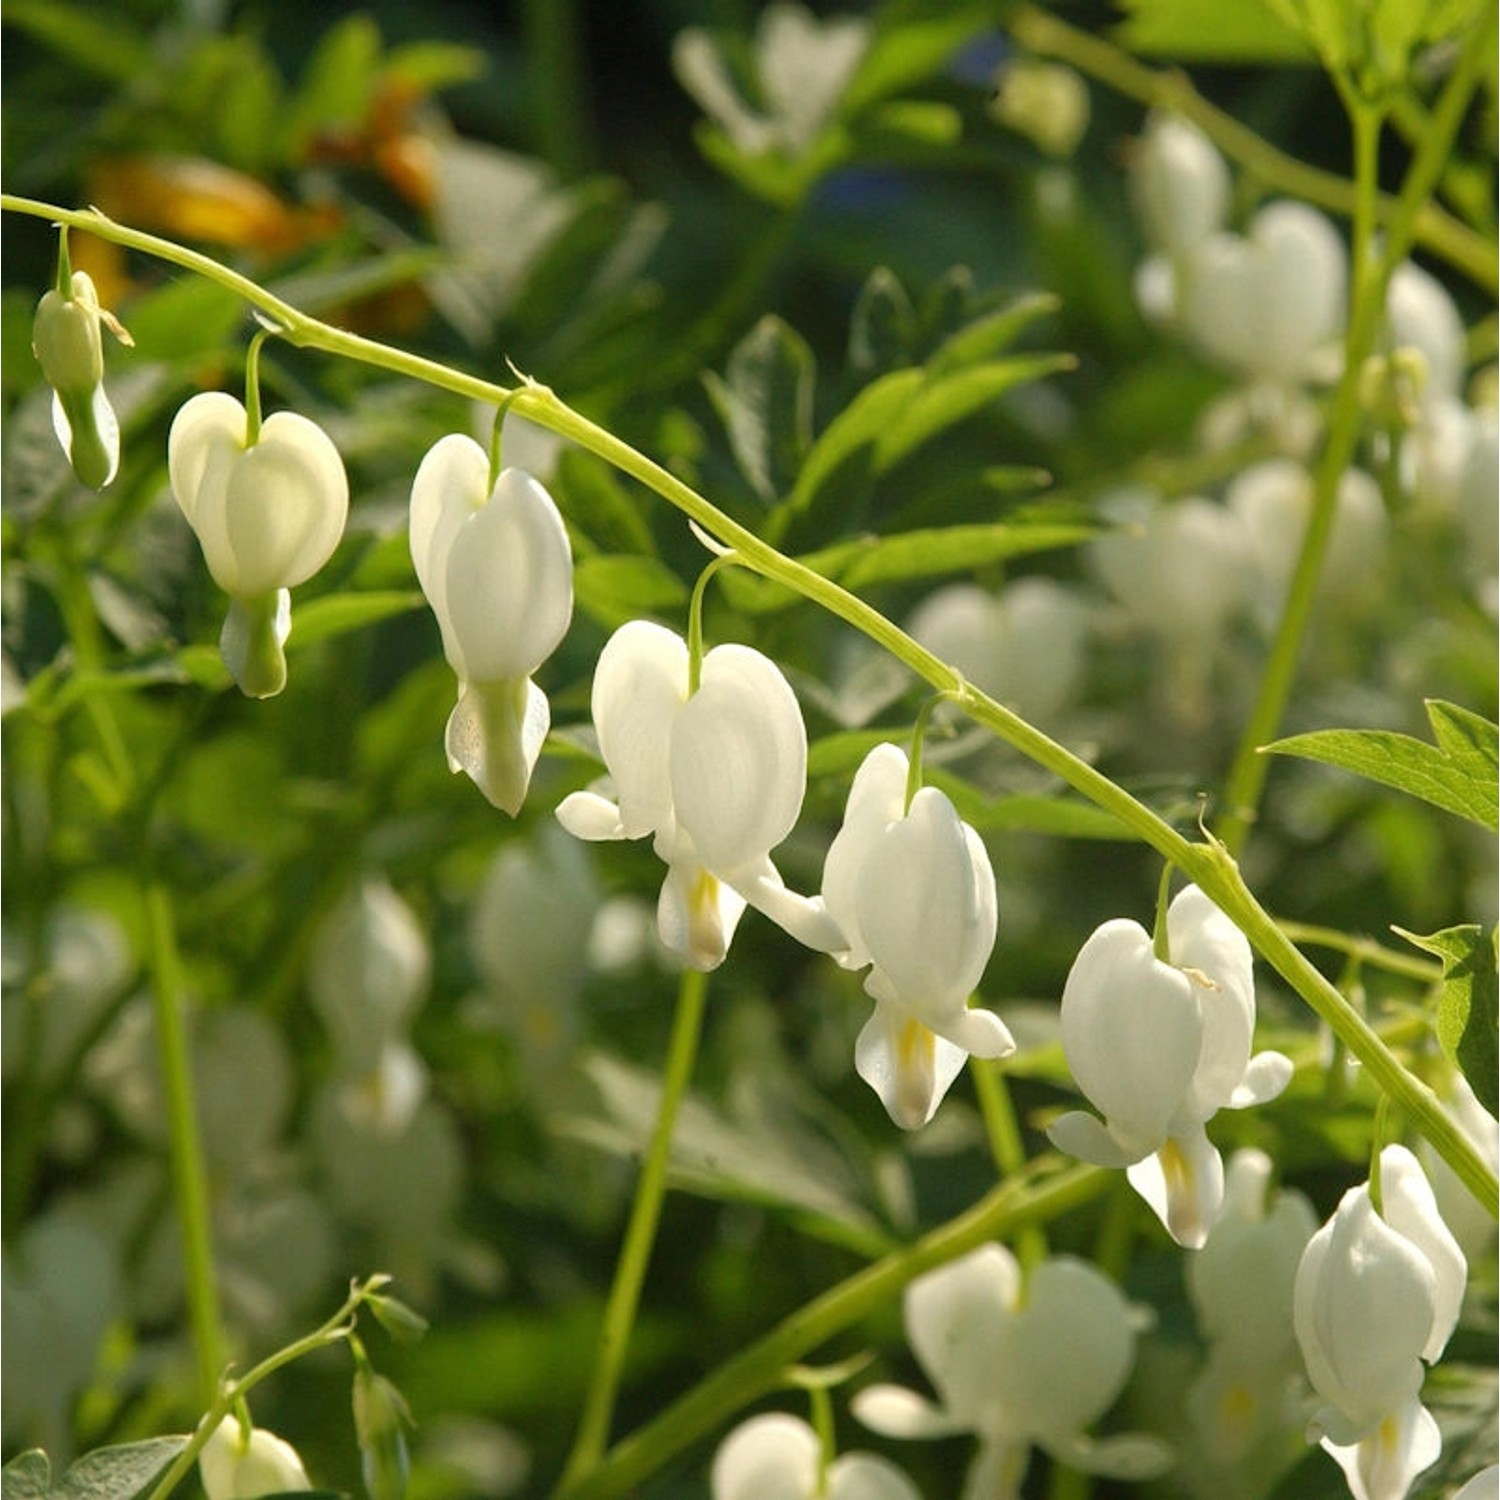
left=573, top=555, right=688, bottom=628
left=3, top=1452, right=51, bottom=1500
left=849, top=267, right=916, bottom=373
left=1113, top=0, right=1316, bottom=59
left=844, top=0, right=992, bottom=113
left=720, top=519, right=1091, bottom=615
left=288, top=592, right=426, bottom=650
left=286, top=14, right=383, bottom=157
left=554, top=450, right=656, bottom=557
left=1265, top=700, right=1499, bottom=830
left=384, top=40, right=489, bottom=94
left=856, top=100, right=963, bottom=149
left=2, top=0, right=153, bottom=82
left=44, top=1440, right=189, bottom=1500
left=926, top=293, right=1062, bottom=376
left=704, top=316, right=816, bottom=504
left=874, top=353, right=1076, bottom=471
left=1394, top=924, right=1499, bottom=1116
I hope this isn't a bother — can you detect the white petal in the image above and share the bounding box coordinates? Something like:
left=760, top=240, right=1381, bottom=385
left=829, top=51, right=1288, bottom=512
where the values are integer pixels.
left=245, top=410, right=348, bottom=589
left=820, top=743, right=908, bottom=970
left=444, top=677, right=549, bottom=815
left=555, top=789, right=629, bottom=841
left=1322, top=1397, right=1441, bottom=1500
left=932, top=1004, right=1015, bottom=1062
left=1377, top=1145, right=1467, bottom=1361
left=826, top=1452, right=923, bottom=1500
left=1126, top=1126, right=1224, bottom=1248
left=731, top=860, right=846, bottom=953
left=1453, top=1464, right=1500, bottom=1500
left=169, top=391, right=248, bottom=590
left=442, top=467, right=573, bottom=683
left=410, top=432, right=489, bottom=663
left=854, top=999, right=970, bottom=1130
left=855, top=787, right=996, bottom=1022
left=1228, top=1049, right=1293, bottom=1107
left=902, top=1242, right=1018, bottom=1428
left=199, top=1418, right=311, bottom=1500
left=1294, top=1183, right=1437, bottom=1441
left=1058, top=919, right=1202, bottom=1160
left=1045, top=1110, right=1142, bottom=1169
left=656, top=858, right=745, bottom=971
left=710, top=1413, right=818, bottom=1500
left=851, top=1384, right=966, bottom=1441
left=591, top=621, right=688, bottom=839
left=671, top=643, right=807, bottom=873
left=995, top=1256, right=1138, bottom=1442
left=1044, top=1430, right=1174, bottom=1482
left=1167, top=884, right=1256, bottom=1119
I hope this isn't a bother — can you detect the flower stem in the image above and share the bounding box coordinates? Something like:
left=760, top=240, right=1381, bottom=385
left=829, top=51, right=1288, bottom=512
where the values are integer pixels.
left=971, top=1059, right=1048, bottom=1271
left=559, top=967, right=710, bottom=1490
left=143, top=880, right=224, bottom=1409
left=554, top=1161, right=1108, bottom=1500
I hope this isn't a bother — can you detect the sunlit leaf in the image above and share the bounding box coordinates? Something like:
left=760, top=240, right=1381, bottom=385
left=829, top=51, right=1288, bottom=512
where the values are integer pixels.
left=1265, top=701, right=1499, bottom=830
left=573, top=555, right=687, bottom=628
left=1394, top=924, right=1499, bottom=1116
left=2, top=0, right=153, bottom=81
left=1112, top=0, right=1315, bottom=60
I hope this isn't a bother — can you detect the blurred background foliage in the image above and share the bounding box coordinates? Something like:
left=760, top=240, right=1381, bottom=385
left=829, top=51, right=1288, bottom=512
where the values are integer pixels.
left=2, top=1, right=1495, bottom=1498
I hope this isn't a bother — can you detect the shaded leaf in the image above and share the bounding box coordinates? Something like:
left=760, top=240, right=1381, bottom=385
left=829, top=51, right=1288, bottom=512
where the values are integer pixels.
left=1394, top=924, right=1499, bottom=1116
left=850, top=267, right=916, bottom=373
left=1265, top=701, right=1498, bottom=831
left=55, top=1440, right=189, bottom=1500
left=573, top=555, right=687, bottom=628
left=289, top=591, right=426, bottom=650
left=2, top=0, right=153, bottom=81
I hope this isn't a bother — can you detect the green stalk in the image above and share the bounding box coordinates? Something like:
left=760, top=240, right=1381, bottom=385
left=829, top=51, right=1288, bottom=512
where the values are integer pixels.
left=560, top=968, right=710, bottom=1489
left=971, top=1060, right=1048, bottom=1271
left=143, top=882, right=224, bottom=1409
left=555, top=1162, right=1108, bottom=1500
left=1005, top=5, right=1496, bottom=293
left=1219, top=10, right=1496, bottom=851
left=3, top=195, right=1492, bottom=1212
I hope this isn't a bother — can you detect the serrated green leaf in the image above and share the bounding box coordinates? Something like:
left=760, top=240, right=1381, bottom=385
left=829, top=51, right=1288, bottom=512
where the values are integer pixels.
left=288, top=591, right=425, bottom=650
left=1265, top=701, right=1499, bottom=830
left=573, top=555, right=687, bottom=628
left=53, top=1439, right=189, bottom=1500
left=704, top=316, right=815, bottom=504
left=1112, top=0, right=1316, bottom=59
left=3, top=1452, right=51, bottom=1500
left=1394, top=924, right=1499, bottom=1115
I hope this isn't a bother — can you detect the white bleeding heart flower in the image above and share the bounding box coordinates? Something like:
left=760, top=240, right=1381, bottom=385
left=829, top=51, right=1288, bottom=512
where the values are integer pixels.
left=1293, top=1146, right=1466, bottom=1500
left=1384, top=261, right=1466, bottom=413
left=711, top=1412, right=920, bottom=1500
left=409, top=433, right=574, bottom=815
left=852, top=1243, right=1170, bottom=1499
left=1132, top=114, right=1230, bottom=262
left=169, top=390, right=348, bottom=698
left=1047, top=884, right=1292, bottom=1247
left=199, top=1416, right=312, bottom=1500
left=556, top=619, right=838, bottom=971
left=1180, top=201, right=1347, bottom=385
left=820, top=743, right=1013, bottom=1129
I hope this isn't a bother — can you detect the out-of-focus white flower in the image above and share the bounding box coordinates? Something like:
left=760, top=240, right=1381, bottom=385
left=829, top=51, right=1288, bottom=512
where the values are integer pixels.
left=711, top=1412, right=920, bottom=1500
left=410, top=434, right=574, bottom=814
left=1047, top=885, right=1292, bottom=1247
left=819, top=744, right=1013, bottom=1129
left=556, top=620, right=838, bottom=971
left=308, top=877, right=430, bottom=1075
left=991, top=60, right=1090, bottom=158
left=1454, top=1465, right=1500, bottom=1500
left=1132, top=115, right=1230, bottom=262
left=1186, top=1150, right=1317, bottom=1480
left=1089, top=489, right=1248, bottom=644
left=905, top=579, right=1089, bottom=726
left=1180, top=201, right=1346, bottom=386
left=1293, top=1146, right=1466, bottom=1500
left=853, top=1244, right=1170, bottom=1498
left=1225, top=458, right=1387, bottom=628
left=1419, top=1075, right=1500, bottom=1262
left=674, top=4, right=869, bottom=158
left=169, top=391, right=349, bottom=698
left=33, top=269, right=120, bottom=490
left=1130, top=114, right=1230, bottom=323
left=1385, top=262, right=1466, bottom=413
left=199, top=1416, right=312, bottom=1500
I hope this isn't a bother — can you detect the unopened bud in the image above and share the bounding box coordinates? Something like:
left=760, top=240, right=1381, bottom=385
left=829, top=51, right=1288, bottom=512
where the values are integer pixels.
left=990, top=60, right=1089, bottom=158
left=353, top=1365, right=412, bottom=1500
left=32, top=272, right=119, bottom=490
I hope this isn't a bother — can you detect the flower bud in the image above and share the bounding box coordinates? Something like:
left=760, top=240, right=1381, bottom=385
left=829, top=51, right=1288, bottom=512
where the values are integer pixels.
left=1131, top=114, right=1230, bottom=260
left=990, top=61, right=1090, bottom=158
left=353, top=1365, right=413, bottom=1500
left=32, top=271, right=119, bottom=490
left=198, top=1416, right=311, bottom=1500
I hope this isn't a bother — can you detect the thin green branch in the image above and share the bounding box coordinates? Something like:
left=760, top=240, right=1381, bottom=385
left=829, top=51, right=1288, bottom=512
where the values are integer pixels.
left=1275, top=921, right=1443, bottom=983
left=971, top=1060, right=1047, bottom=1270
left=560, top=968, right=710, bottom=1489
left=1006, top=5, right=1497, bottom=294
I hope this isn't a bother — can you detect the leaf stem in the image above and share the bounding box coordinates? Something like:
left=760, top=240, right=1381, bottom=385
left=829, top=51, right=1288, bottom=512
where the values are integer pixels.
left=559, top=967, right=710, bottom=1489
